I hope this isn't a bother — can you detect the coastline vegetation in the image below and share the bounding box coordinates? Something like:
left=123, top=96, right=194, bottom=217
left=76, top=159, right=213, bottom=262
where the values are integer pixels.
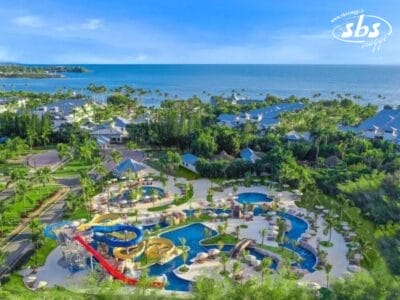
left=0, top=64, right=88, bottom=78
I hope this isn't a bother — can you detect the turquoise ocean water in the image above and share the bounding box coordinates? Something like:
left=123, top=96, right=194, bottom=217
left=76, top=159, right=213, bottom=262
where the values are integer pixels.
left=1, top=64, right=399, bottom=107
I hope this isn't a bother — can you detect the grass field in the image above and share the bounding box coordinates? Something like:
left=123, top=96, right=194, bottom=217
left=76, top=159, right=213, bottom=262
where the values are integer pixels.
left=52, top=159, right=92, bottom=177
left=2, top=185, right=60, bottom=236
left=145, top=151, right=200, bottom=180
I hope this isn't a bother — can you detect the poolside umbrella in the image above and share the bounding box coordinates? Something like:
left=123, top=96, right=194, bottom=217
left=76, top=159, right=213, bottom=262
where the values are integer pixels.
left=196, top=252, right=208, bottom=260
left=219, top=213, right=230, bottom=218
left=267, top=211, right=276, bottom=216
left=37, top=281, right=48, bottom=289
left=272, top=225, right=279, bottom=230
left=249, top=255, right=257, bottom=265
left=342, top=225, right=351, bottom=231
left=208, top=248, right=220, bottom=256
left=210, top=212, right=218, bottom=219
left=72, top=221, right=80, bottom=227
left=254, top=260, right=261, bottom=267
left=308, top=282, right=321, bottom=290
left=348, top=265, right=361, bottom=273
left=26, top=276, right=36, bottom=284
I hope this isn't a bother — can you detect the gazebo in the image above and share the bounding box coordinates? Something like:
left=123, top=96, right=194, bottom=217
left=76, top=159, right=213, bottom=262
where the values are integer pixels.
left=113, top=158, right=146, bottom=178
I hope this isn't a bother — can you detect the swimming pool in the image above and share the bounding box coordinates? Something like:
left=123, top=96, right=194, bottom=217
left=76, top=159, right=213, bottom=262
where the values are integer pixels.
left=236, top=192, right=272, bottom=204
left=141, top=186, right=165, bottom=197
left=147, top=223, right=276, bottom=291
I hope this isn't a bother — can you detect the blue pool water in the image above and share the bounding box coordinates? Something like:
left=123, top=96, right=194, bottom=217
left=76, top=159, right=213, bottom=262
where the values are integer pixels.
left=148, top=223, right=277, bottom=291
left=141, top=186, right=165, bottom=197
left=236, top=192, right=272, bottom=204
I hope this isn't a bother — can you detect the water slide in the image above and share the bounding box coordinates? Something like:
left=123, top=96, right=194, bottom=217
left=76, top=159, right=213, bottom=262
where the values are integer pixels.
left=74, top=234, right=164, bottom=288
left=77, top=214, right=121, bottom=232
left=92, top=224, right=144, bottom=247
left=113, top=242, right=145, bottom=260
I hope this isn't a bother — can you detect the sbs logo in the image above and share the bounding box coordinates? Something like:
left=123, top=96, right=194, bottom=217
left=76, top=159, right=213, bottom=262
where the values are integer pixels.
left=331, top=11, right=392, bottom=51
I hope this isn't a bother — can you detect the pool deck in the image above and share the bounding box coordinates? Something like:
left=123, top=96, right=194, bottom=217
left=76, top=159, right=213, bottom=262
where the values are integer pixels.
left=80, top=162, right=352, bottom=290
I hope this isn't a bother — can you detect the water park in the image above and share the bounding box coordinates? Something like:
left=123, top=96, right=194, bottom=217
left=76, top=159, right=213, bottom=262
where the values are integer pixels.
left=18, top=162, right=357, bottom=295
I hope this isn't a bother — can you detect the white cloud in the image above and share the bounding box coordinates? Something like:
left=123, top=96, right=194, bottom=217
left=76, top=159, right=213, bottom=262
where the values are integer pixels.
left=13, top=15, right=43, bottom=28
left=82, top=19, right=102, bottom=30
left=56, top=18, right=103, bottom=32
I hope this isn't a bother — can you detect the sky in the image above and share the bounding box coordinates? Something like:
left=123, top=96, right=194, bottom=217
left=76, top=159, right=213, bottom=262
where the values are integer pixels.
left=0, top=0, right=399, bottom=64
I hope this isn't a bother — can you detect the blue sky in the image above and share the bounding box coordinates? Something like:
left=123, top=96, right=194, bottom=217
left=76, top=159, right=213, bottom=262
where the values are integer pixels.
left=0, top=0, right=398, bottom=64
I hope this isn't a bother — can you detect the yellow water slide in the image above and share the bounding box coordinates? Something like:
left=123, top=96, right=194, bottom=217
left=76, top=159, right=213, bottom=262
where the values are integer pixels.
left=113, top=241, right=145, bottom=260
left=76, top=213, right=121, bottom=231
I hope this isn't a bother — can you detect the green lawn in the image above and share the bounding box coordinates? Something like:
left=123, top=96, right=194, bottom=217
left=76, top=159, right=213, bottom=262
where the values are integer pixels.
left=0, top=162, right=28, bottom=176
left=257, top=244, right=297, bottom=261
left=53, top=159, right=92, bottom=177
left=145, top=151, right=200, bottom=180
left=176, top=166, right=200, bottom=180
left=2, top=185, right=60, bottom=236
left=1, top=273, right=83, bottom=300
left=148, top=204, right=170, bottom=212
left=202, top=233, right=238, bottom=245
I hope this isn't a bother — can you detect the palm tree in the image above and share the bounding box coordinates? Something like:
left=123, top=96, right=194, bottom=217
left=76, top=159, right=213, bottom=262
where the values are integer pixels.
left=132, top=209, right=139, bottom=224
left=276, top=217, right=286, bottom=245
left=0, top=249, right=10, bottom=285
left=231, top=261, right=242, bottom=281
left=219, top=253, right=229, bottom=275
left=80, top=174, right=95, bottom=218
left=126, top=141, right=136, bottom=150
left=235, top=225, right=241, bottom=239
left=217, top=240, right=224, bottom=252
left=7, top=168, right=27, bottom=198
left=0, top=201, right=5, bottom=236
left=35, top=167, right=52, bottom=199
left=111, top=149, right=123, bottom=165
left=259, top=227, right=268, bottom=246
left=323, top=213, right=337, bottom=242
left=324, top=263, right=333, bottom=288
left=29, top=218, right=44, bottom=267
left=260, top=257, right=272, bottom=282
left=204, top=227, right=212, bottom=240
left=16, top=180, right=30, bottom=208
left=65, top=192, right=80, bottom=214
left=179, top=237, right=189, bottom=268
left=92, top=157, right=107, bottom=189
left=57, top=143, right=73, bottom=161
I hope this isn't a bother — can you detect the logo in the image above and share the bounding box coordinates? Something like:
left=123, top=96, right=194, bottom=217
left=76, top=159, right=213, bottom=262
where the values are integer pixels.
left=331, top=9, right=392, bottom=52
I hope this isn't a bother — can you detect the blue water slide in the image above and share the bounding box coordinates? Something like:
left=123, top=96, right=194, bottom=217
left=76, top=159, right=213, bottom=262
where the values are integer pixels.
left=92, top=224, right=144, bottom=247
left=44, top=221, right=72, bottom=240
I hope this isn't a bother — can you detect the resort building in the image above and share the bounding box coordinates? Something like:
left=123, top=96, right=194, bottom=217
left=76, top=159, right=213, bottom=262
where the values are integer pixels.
left=181, top=153, right=200, bottom=173
left=240, top=147, right=260, bottom=163
left=210, top=93, right=262, bottom=105
left=340, top=108, right=400, bottom=145
left=113, top=158, right=146, bottom=178
left=216, top=102, right=305, bottom=130
left=286, top=130, right=312, bottom=142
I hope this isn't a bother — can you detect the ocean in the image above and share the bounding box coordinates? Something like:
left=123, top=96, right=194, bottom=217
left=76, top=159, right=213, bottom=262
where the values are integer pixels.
left=0, top=64, right=399, bottom=107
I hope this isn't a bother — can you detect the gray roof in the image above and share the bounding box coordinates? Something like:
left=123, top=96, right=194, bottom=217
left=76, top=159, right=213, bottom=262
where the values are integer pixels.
left=357, top=109, right=400, bottom=132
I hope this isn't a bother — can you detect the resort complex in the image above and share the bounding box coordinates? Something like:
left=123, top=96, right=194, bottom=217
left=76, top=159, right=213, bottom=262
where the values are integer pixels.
left=0, top=82, right=399, bottom=300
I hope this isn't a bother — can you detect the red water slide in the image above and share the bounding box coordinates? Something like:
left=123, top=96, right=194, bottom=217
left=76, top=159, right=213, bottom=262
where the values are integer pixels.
left=74, top=235, right=163, bottom=287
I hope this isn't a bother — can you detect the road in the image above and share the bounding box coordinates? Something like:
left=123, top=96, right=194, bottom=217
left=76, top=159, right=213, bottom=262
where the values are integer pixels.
left=0, top=177, right=81, bottom=279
